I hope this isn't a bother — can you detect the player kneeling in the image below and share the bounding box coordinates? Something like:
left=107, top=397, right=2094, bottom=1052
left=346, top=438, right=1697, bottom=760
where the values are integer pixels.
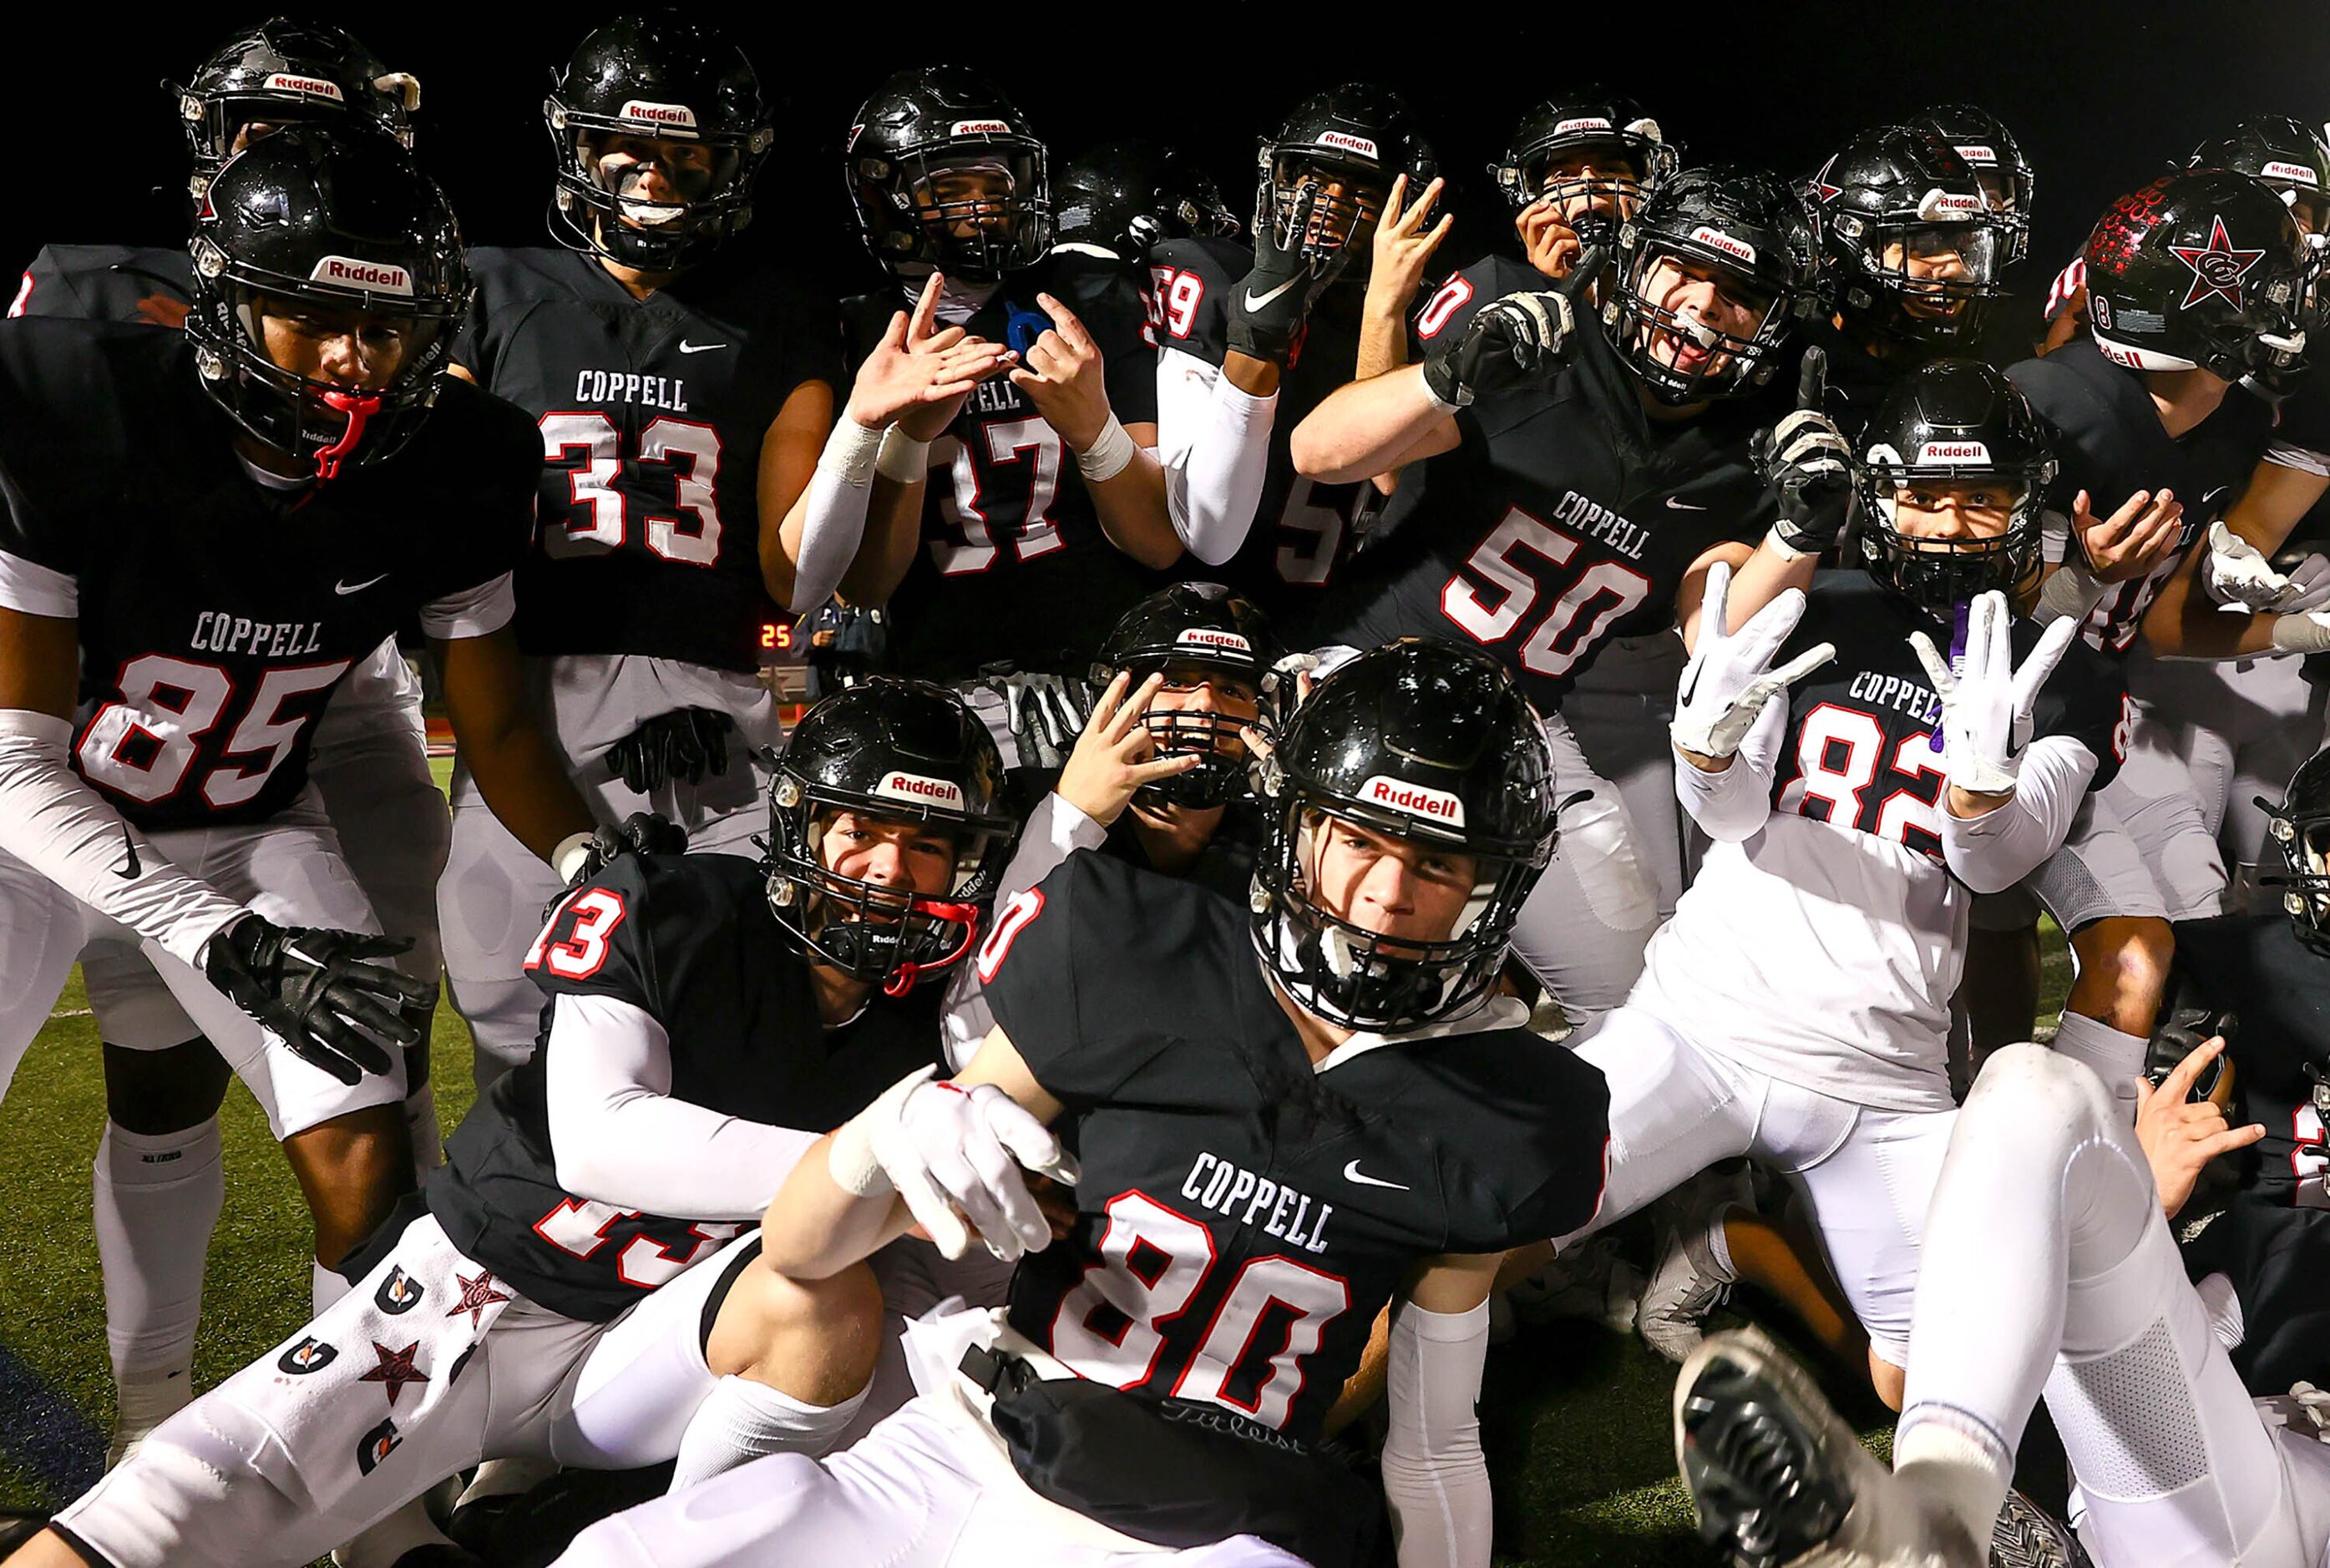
left=4, top=682, right=1012, bottom=1568
left=550, top=640, right=1613, bottom=1568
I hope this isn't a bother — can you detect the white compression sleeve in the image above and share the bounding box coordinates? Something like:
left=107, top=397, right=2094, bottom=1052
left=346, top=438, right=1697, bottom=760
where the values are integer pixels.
left=1938, top=736, right=2099, bottom=893
left=1671, top=700, right=1785, bottom=843
left=1156, top=346, right=1278, bottom=567
left=1380, top=1298, right=1493, bottom=1568
left=545, top=993, right=823, bottom=1220
left=787, top=419, right=885, bottom=613
left=0, top=710, right=248, bottom=968
left=939, top=792, right=1108, bottom=1070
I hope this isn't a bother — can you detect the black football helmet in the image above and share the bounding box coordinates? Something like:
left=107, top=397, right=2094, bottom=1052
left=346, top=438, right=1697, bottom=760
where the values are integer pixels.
left=170, top=19, right=418, bottom=204
left=847, top=66, right=1051, bottom=282
left=1854, top=360, right=2055, bottom=618
left=2189, top=117, right=2330, bottom=241
left=2082, top=168, right=2311, bottom=380
left=185, top=127, right=467, bottom=482
left=1250, top=640, right=1558, bottom=1032
left=1913, top=104, right=2034, bottom=265
left=2267, top=748, right=2330, bottom=956
left=767, top=679, right=1016, bottom=994
left=1812, top=125, right=2009, bottom=350
left=1053, top=139, right=1239, bottom=264
left=545, top=16, right=773, bottom=273
left=1090, top=583, right=1277, bottom=809
left=1607, top=166, right=1821, bottom=403
left=1254, top=84, right=1436, bottom=281
left=1492, top=90, right=1679, bottom=247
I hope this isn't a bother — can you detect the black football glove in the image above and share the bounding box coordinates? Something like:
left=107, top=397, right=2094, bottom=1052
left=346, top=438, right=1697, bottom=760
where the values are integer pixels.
left=1754, top=347, right=1854, bottom=556
left=605, top=707, right=735, bottom=794
left=1421, top=290, right=1579, bottom=407
left=564, top=812, right=690, bottom=889
left=1226, top=181, right=1348, bottom=367
left=203, top=916, right=429, bottom=1085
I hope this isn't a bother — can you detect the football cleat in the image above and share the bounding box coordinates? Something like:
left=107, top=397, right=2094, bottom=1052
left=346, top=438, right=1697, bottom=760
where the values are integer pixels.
left=1637, top=1189, right=1740, bottom=1362
left=1987, top=1490, right=2092, bottom=1567
left=1676, top=1328, right=1983, bottom=1568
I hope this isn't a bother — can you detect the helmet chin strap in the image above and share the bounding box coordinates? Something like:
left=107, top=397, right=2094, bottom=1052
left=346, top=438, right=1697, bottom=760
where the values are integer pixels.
left=313, top=390, right=380, bottom=482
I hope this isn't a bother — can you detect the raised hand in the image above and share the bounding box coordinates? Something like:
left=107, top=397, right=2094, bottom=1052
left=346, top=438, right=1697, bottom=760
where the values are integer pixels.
left=1755, top=348, right=1852, bottom=557
left=1006, top=291, right=1114, bottom=452
left=2135, top=1035, right=2264, bottom=1218
left=858, top=272, right=1016, bottom=444
left=1056, top=670, right=1203, bottom=826
left=1515, top=197, right=1583, bottom=281
left=1364, top=174, right=1454, bottom=319
left=1908, top=590, right=2079, bottom=798
left=2071, top=486, right=2184, bottom=584
left=203, top=917, right=431, bottom=1085
left=1228, top=180, right=1347, bottom=366
left=1670, top=560, right=1835, bottom=768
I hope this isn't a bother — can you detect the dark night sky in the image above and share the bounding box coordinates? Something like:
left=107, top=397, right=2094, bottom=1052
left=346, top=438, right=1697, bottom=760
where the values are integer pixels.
left=9, top=2, right=2327, bottom=306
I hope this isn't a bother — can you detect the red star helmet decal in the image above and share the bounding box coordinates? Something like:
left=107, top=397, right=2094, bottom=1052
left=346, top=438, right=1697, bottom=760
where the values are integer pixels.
left=1812, top=157, right=1841, bottom=204
left=2168, top=215, right=2266, bottom=311
left=358, top=1340, right=428, bottom=1406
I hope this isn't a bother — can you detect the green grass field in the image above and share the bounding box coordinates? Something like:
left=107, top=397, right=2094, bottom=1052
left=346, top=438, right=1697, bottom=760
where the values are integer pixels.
left=0, top=759, right=2074, bottom=1563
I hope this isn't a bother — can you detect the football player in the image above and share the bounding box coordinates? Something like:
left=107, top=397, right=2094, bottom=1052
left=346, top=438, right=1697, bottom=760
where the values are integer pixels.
left=1564, top=360, right=2128, bottom=1410
left=1051, top=140, right=1240, bottom=271
left=0, top=124, right=604, bottom=1464
left=440, top=18, right=989, bottom=1088
left=1998, top=168, right=2312, bottom=1104
left=8, top=21, right=461, bottom=1462
left=1488, top=89, right=1678, bottom=284
left=1915, top=103, right=2036, bottom=271
left=4, top=682, right=1014, bottom=1568
left=1673, top=1041, right=2330, bottom=1568
left=1149, top=83, right=1437, bottom=618
left=544, top=640, right=1610, bottom=1568
left=839, top=65, right=1176, bottom=771
left=1287, top=165, right=1827, bottom=1016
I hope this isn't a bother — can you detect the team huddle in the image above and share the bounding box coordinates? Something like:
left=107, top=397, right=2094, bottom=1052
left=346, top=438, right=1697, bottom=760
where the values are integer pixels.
left=3, top=9, right=2330, bottom=1568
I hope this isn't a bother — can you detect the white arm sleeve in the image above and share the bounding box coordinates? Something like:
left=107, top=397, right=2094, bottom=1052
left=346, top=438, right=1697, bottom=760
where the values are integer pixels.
left=1155, top=346, right=1278, bottom=567
left=0, top=710, right=248, bottom=968
left=1672, top=699, right=1785, bottom=843
left=940, top=792, right=1109, bottom=1070
left=544, top=992, right=823, bottom=1220
left=1380, top=1297, right=1494, bottom=1568
left=1939, top=734, right=2100, bottom=894
left=787, top=423, right=883, bottom=613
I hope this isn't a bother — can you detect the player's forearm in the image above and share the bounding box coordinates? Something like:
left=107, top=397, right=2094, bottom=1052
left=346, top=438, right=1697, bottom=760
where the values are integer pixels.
left=0, top=711, right=249, bottom=968
left=1939, top=736, right=2098, bottom=893
left=1293, top=366, right=1449, bottom=484
left=435, top=631, right=595, bottom=862
left=1672, top=704, right=1782, bottom=842
left=1161, top=367, right=1277, bottom=567
left=754, top=1129, right=918, bottom=1280
left=1086, top=448, right=1185, bottom=570
left=1354, top=298, right=1411, bottom=386
left=838, top=473, right=924, bottom=609
left=1708, top=537, right=1818, bottom=643
left=772, top=417, right=885, bottom=612
left=1380, top=1296, right=1495, bottom=1568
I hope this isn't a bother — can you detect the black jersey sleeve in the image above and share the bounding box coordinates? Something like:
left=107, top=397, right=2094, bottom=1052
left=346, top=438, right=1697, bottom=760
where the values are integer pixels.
left=11, top=248, right=94, bottom=321
left=1427, top=1033, right=1613, bottom=1251
left=1411, top=254, right=1548, bottom=350
left=762, top=277, right=845, bottom=410
left=2271, top=377, right=2330, bottom=465
left=0, top=319, right=110, bottom=576
left=2007, top=352, right=2121, bottom=513
left=2026, top=630, right=2130, bottom=792
left=1147, top=237, right=1242, bottom=370
left=523, top=852, right=667, bottom=1014
left=407, top=382, right=541, bottom=610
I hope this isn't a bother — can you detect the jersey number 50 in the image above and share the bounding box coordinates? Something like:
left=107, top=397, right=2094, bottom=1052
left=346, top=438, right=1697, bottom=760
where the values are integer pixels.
left=1441, top=505, right=1654, bottom=679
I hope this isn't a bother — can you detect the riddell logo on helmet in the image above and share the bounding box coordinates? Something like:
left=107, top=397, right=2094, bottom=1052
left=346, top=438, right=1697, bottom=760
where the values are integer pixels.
left=950, top=119, right=1012, bottom=136
left=265, top=73, right=345, bottom=103
left=1552, top=117, right=1613, bottom=135
left=1175, top=629, right=1252, bottom=653
left=1952, top=144, right=1999, bottom=166
left=1916, top=440, right=1993, bottom=463
left=309, top=255, right=413, bottom=296
left=1689, top=225, right=1757, bottom=264
left=1358, top=774, right=1466, bottom=827
left=2263, top=160, right=2322, bottom=187
left=874, top=771, right=964, bottom=809
left=619, top=100, right=699, bottom=133
left=1316, top=131, right=1380, bottom=159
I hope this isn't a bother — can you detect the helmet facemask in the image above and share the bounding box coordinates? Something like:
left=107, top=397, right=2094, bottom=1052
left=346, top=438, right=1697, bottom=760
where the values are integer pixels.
left=859, top=139, right=1052, bottom=283
left=1855, top=457, right=2051, bottom=619
left=1835, top=201, right=2010, bottom=348
left=1255, top=150, right=1389, bottom=281
left=2269, top=792, right=2330, bottom=956
left=1612, top=240, right=1795, bottom=402
left=1119, top=660, right=1262, bottom=810
left=549, top=100, right=771, bottom=272
left=1503, top=132, right=1676, bottom=249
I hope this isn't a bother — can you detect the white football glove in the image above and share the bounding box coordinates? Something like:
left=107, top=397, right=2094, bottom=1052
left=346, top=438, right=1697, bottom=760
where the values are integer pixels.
left=1669, top=561, right=1836, bottom=761
left=2279, top=553, right=2330, bottom=614
left=2200, top=521, right=2297, bottom=611
left=1907, top=591, right=2079, bottom=797
left=829, top=1065, right=1081, bottom=1262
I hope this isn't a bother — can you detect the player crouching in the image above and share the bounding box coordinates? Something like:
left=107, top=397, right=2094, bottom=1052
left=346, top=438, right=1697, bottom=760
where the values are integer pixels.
left=4, top=682, right=1012, bottom=1568
left=549, top=640, right=1613, bottom=1568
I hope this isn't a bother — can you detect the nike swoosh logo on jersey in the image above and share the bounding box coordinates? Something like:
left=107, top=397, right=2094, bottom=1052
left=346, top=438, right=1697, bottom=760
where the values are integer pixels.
left=677, top=340, right=729, bottom=354
left=335, top=574, right=388, bottom=595
left=115, top=824, right=140, bottom=880
left=1242, top=277, right=1303, bottom=314
left=1343, top=1160, right=1409, bottom=1191
left=1664, top=497, right=1708, bottom=510
left=2203, top=485, right=2231, bottom=508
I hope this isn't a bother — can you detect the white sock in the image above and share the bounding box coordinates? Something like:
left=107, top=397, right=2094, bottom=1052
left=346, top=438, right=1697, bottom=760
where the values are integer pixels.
left=94, top=1119, right=222, bottom=1444
left=1894, top=1418, right=2013, bottom=1547
left=315, top=1259, right=351, bottom=1314
left=667, top=1376, right=870, bottom=1492
left=405, top=1082, right=443, bottom=1177
left=331, top=1495, right=454, bottom=1568
left=2050, top=1013, right=2148, bottom=1120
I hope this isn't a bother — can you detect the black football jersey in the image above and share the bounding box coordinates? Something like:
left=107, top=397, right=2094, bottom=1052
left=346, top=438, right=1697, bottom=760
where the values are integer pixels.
left=2162, top=913, right=2330, bottom=1210
left=1294, top=308, right=1779, bottom=713
left=1098, top=797, right=1264, bottom=907
left=1148, top=237, right=1375, bottom=617
left=2269, top=372, right=2330, bottom=465
left=9, top=244, right=191, bottom=326
left=1765, top=574, right=2129, bottom=855
left=2008, top=341, right=2276, bottom=655
left=980, top=852, right=1609, bottom=1445
left=1788, top=319, right=1912, bottom=444
left=0, top=321, right=535, bottom=831
left=841, top=254, right=1162, bottom=684
left=432, top=852, right=945, bottom=1323
left=457, top=246, right=838, bottom=674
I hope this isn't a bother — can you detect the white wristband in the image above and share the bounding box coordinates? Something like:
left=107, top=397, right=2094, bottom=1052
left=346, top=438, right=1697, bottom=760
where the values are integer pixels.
left=816, top=417, right=884, bottom=488
left=551, top=830, right=596, bottom=884
left=827, top=1064, right=940, bottom=1197
left=875, top=426, right=931, bottom=483
left=2271, top=612, right=2330, bottom=654
left=2036, top=562, right=2107, bottom=625
left=1074, top=412, right=1138, bottom=483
